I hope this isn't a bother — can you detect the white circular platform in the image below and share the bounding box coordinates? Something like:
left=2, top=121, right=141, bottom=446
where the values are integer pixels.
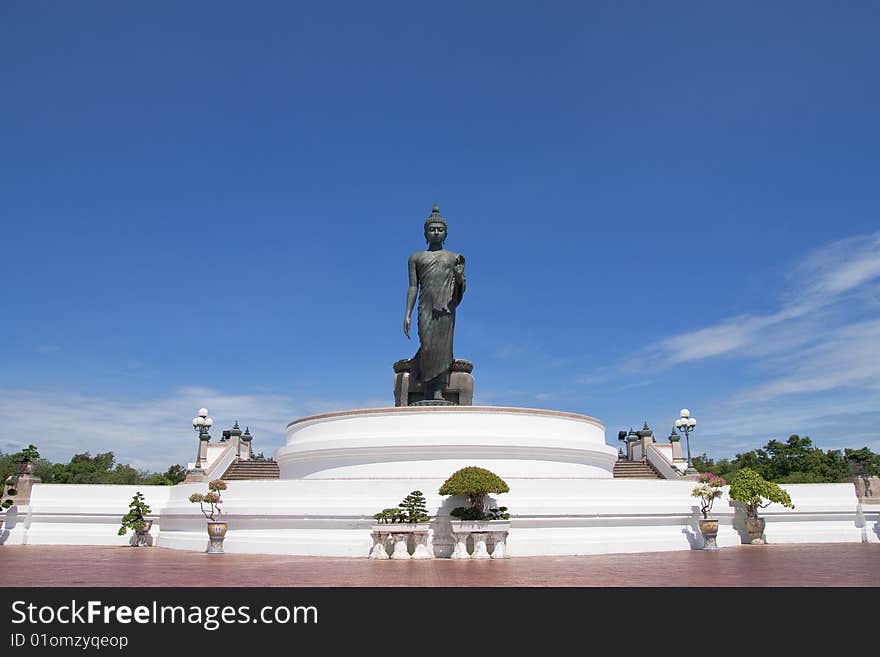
left=276, top=405, right=617, bottom=479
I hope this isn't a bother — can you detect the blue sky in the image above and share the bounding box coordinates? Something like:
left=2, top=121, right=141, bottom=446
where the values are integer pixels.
left=2, top=2, right=879, bottom=471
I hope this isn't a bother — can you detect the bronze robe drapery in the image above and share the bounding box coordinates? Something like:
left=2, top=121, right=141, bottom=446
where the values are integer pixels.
left=412, top=249, right=464, bottom=383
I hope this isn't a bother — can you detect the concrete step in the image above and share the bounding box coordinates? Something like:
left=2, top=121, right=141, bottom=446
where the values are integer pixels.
left=613, top=460, right=663, bottom=479
left=221, top=460, right=280, bottom=481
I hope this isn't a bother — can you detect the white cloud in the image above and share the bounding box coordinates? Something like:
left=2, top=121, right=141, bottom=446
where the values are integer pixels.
left=694, top=391, right=880, bottom=458
left=655, top=314, right=775, bottom=365
left=795, top=231, right=880, bottom=298
left=732, top=318, right=880, bottom=402
left=582, top=230, right=880, bottom=379
left=578, top=231, right=880, bottom=457
left=0, top=387, right=385, bottom=472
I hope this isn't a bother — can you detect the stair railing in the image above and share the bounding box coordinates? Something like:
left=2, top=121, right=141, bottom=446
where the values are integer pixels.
left=645, top=444, right=686, bottom=480
left=201, top=440, right=239, bottom=481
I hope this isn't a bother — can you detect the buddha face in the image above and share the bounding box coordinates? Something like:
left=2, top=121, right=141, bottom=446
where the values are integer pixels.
left=424, top=221, right=447, bottom=246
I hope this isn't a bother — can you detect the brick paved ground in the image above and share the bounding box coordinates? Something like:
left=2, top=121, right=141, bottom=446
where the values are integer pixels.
left=2, top=543, right=878, bottom=587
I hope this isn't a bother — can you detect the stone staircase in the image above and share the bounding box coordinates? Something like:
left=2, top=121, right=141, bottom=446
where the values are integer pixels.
left=613, top=458, right=663, bottom=479
left=221, top=459, right=280, bottom=481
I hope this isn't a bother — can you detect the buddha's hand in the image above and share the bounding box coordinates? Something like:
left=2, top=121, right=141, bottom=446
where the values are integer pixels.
left=404, top=316, right=411, bottom=338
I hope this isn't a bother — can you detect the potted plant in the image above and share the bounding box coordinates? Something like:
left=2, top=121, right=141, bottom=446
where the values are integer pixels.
left=439, top=466, right=511, bottom=559
left=1, top=477, right=16, bottom=507
left=370, top=490, right=433, bottom=559
left=691, top=472, right=726, bottom=549
left=728, top=467, right=794, bottom=544
left=118, top=491, right=153, bottom=547
left=189, top=479, right=228, bottom=554
left=1, top=476, right=17, bottom=527
left=372, top=507, right=406, bottom=524
left=13, top=444, right=40, bottom=475
left=398, top=490, right=431, bottom=524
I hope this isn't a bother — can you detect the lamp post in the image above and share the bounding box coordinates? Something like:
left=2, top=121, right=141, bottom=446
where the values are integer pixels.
left=674, top=408, right=697, bottom=474
left=191, top=407, right=213, bottom=472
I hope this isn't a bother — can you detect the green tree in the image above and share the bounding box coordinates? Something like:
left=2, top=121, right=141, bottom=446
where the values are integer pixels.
left=695, top=436, right=874, bottom=483
left=845, top=447, right=880, bottom=478
left=17, top=450, right=186, bottom=486
left=729, top=448, right=773, bottom=480
left=143, top=464, right=187, bottom=486
left=692, top=453, right=732, bottom=478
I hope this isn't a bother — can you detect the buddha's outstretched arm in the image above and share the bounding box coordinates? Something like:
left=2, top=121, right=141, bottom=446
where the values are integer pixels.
left=404, top=255, right=418, bottom=338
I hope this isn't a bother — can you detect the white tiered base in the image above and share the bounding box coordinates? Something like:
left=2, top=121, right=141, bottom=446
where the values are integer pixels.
left=13, top=407, right=868, bottom=557
left=153, top=407, right=866, bottom=556
left=275, top=405, right=617, bottom=478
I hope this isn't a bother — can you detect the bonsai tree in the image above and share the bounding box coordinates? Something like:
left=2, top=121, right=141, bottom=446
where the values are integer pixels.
left=14, top=445, right=40, bottom=462
left=1, top=476, right=17, bottom=512
left=398, top=490, right=430, bottom=524
left=373, top=508, right=405, bottom=524
left=189, top=479, right=227, bottom=522
left=728, top=467, right=794, bottom=519
left=13, top=444, right=40, bottom=462
left=118, top=491, right=152, bottom=537
left=0, top=475, right=17, bottom=534
left=373, top=490, right=432, bottom=524
left=439, top=466, right=509, bottom=521
left=486, top=506, right=509, bottom=520
left=691, top=472, right=726, bottom=519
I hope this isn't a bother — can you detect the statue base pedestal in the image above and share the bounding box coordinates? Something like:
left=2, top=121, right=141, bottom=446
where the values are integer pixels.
left=393, top=358, right=474, bottom=406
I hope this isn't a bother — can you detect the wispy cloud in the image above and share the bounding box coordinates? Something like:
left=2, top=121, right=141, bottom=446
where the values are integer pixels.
left=576, top=231, right=880, bottom=457
left=653, top=234, right=878, bottom=369
left=695, top=389, right=880, bottom=457
left=794, top=232, right=880, bottom=299
left=0, top=387, right=386, bottom=472
left=732, top=319, right=880, bottom=402
left=583, top=231, right=880, bottom=381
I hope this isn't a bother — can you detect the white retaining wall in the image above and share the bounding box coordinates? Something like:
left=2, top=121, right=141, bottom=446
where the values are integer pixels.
left=2, top=479, right=875, bottom=557
left=1, top=485, right=171, bottom=547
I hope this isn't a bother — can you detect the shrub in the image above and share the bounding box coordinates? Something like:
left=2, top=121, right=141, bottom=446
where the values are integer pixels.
left=450, top=505, right=509, bottom=521
left=728, top=467, right=794, bottom=519
left=485, top=506, right=509, bottom=520
left=450, top=506, right=484, bottom=520
left=439, top=466, right=509, bottom=514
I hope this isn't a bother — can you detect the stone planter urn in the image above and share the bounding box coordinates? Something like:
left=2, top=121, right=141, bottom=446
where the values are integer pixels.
left=449, top=520, right=510, bottom=559
left=16, top=461, right=34, bottom=476
left=745, top=516, right=766, bottom=544
left=698, top=518, right=719, bottom=550
left=135, top=520, right=154, bottom=547
left=207, top=521, right=228, bottom=554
